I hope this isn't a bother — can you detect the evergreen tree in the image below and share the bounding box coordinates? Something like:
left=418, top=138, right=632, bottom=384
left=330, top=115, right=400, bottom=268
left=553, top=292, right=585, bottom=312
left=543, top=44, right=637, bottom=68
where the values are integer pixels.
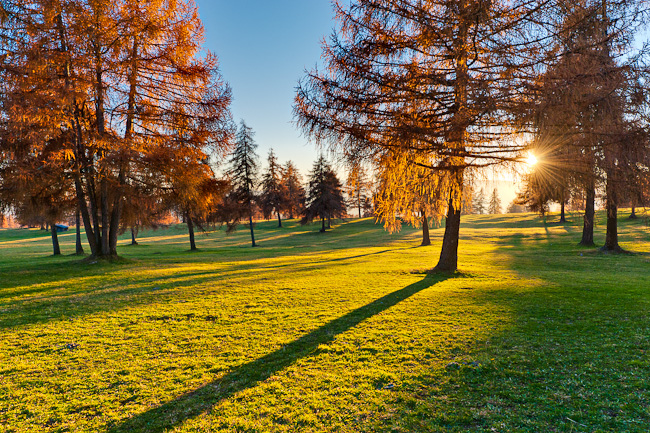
left=281, top=161, right=305, bottom=219
left=227, top=121, right=259, bottom=247
left=260, top=149, right=286, bottom=227
left=472, top=188, right=486, bottom=215
left=488, top=188, right=502, bottom=215
left=302, top=156, right=346, bottom=232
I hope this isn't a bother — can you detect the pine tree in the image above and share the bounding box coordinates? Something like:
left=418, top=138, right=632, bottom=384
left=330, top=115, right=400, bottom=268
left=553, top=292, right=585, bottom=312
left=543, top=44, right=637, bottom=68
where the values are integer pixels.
left=281, top=161, right=305, bottom=220
left=472, top=188, right=486, bottom=215
left=260, top=149, right=286, bottom=227
left=488, top=188, right=502, bottom=215
left=302, top=156, right=346, bottom=232
left=227, top=121, right=259, bottom=246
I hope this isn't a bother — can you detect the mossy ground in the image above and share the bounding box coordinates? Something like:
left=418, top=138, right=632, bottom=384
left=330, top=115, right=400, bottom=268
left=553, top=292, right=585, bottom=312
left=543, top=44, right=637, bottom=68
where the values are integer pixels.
left=1, top=211, right=649, bottom=432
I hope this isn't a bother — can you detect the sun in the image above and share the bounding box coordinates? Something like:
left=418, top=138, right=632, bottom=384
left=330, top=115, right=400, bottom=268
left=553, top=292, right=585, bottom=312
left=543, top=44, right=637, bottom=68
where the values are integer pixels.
left=526, top=153, right=538, bottom=167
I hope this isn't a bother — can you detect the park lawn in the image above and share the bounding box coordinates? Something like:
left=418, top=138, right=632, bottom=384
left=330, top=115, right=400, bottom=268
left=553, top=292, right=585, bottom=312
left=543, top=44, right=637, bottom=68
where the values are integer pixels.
left=1, top=211, right=649, bottom=432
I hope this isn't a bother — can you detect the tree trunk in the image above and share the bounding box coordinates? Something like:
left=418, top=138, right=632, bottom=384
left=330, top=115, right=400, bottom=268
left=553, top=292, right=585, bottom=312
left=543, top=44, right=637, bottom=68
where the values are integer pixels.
left=75, top=206, right=84, bottom=255
left=131, top=227, right=138, bottom=245
left=249, top=214, right=256, bottom=247
left=327, top=214, right=331, bottom=229
left=580, top=181, right=595, bottom=246
left=320, top=217, right=326, bottom=233
left=187, top=214, right=197, bottom=251
left=51, top=224, right=61, bottom=256
left=421, top=210, right=431, bottom=246
left=629, top=205, right=637, bottom=220
left=277, top=211, right=282, bottom=228
left=559, top=201, right=566, bottom=223
left=603, top=177, right=621, bottom=252
left=434, top=194, right=462, bottom=272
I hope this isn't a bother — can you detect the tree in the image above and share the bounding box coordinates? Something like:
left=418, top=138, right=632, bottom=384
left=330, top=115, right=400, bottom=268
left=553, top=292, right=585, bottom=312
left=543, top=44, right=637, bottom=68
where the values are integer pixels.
left=374, top=150, right=447, bottom=246
left=302, top=156, right=346, bottom=232
left=280, top=161, right=305, bottom=219
left=488, top=189, right=502, bottom=215
left=0, top=0, right=233, bottom=258
left=345, top=165, right=372, bottom=218
left=226, top=121, right=259, bottom=247
left=260, top=149, right=286, bottom=227
left=295, top=0, right=553, bottom=271
left=472, top=188, right=487, bottom=215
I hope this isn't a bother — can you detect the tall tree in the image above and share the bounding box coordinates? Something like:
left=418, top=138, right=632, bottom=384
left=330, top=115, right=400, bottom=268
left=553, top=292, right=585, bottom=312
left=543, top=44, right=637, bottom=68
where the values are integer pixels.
left=280, top=161, right=305, bottom=219
left=0, top=0, right=233, bottom=258
left=488, top=188, right=502, bottom=215
left=296, top=0, right=554, bottom=271
left=302, top=155, right=346, bottom=232
left=345, top=164, right=372, bottom=219
left=472, top=188, right=487, bottom=215
left=260, top=149, right=286, bottom=227
left=227, top=121, right=259, bottom=247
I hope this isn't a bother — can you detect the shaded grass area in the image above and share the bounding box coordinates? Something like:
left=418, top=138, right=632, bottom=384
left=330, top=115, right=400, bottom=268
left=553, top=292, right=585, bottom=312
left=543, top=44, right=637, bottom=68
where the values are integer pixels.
left=1, top=211, right=649, bottom=432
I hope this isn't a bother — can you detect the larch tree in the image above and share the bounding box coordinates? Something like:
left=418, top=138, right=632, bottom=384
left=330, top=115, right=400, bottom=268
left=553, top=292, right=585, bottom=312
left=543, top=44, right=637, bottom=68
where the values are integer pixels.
left=0, top=0, right=233, bottom=258
left=260, top=149, right=286, bottom=227
left=472, top=188, right=487, bottom=215
left=280, top=161, right=305, bottom=219
left=295, top=0, right=557, bottom=271
left=345, top=164, right=372, bottom=219
left=226, top=121, right=259, bottom=247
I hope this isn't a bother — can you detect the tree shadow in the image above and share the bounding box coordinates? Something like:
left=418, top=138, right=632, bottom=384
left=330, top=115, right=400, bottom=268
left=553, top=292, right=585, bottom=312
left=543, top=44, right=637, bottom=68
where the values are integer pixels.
left=107, top=273, right=450, bottom=433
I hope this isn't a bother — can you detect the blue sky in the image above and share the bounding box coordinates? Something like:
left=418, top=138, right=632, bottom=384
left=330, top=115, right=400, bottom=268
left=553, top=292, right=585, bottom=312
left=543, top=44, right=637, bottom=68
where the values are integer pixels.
left=195, top=0, right=334, bottom=174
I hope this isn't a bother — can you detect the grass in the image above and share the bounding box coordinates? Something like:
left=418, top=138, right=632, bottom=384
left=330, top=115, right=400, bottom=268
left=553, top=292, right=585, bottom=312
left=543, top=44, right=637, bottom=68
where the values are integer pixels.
left=1, top=210, right=649, bottom=432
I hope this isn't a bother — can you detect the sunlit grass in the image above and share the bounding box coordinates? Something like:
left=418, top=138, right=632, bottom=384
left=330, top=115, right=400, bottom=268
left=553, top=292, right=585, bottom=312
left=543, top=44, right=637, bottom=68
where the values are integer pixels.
left=1, top=211, right=649, bottom=432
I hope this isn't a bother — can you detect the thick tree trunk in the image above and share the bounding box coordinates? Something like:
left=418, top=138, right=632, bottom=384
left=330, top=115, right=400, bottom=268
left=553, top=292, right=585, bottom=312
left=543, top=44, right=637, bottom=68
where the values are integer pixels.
left=187, top=215, right=197, bottom=251
left=603, top=177, right=622, bottom=252
left=277, top=212, right=282, bottom=228
left=51, top=224, right=61, bottom=256
left=75, top=207, right=84, bottom=255
left=434, top=194, right=462, bottom=272
left=131, top=227, right=138, bottom=245
left=421, top=210, right=431, bottom=246
left=580, top=182, right=595, bottom=246
left=320, top=217, right=326, bottom=233
left=559, top=201, right=566, bottom=223
left=249, top=214, right=256, bottom=247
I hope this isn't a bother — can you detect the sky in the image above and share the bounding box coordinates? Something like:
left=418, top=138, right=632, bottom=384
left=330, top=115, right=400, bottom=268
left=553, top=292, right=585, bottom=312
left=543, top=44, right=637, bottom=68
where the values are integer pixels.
left=194, top=0, right=334, bottom=175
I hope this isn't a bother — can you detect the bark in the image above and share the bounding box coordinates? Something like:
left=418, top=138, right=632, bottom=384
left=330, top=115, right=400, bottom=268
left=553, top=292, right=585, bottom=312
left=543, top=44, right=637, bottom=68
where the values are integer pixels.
left=603, top=176, right=622, bottom=252
left=320, top=217, right=326, bottom=233
left=187, top=215, right=197, bottom=251
left=559, top=201, right=566, bottom=223
left=51, top=224, right=61, bottom=256
left=629, top=205, right=637, bottom=219
left=580, top=181, right=595, bottom=246
left=421, top=210, right=431, bottom=246
left=75, top=207, right=84, bottom=255
left=131, top=227, right=138, bottom=245
left=75, top=177, right=99, bottom=256
left=277, top=211, right=282, bottom=228
left=248, top=214, right=257, bottom=247
left=434, top=194, right=462, bottom=272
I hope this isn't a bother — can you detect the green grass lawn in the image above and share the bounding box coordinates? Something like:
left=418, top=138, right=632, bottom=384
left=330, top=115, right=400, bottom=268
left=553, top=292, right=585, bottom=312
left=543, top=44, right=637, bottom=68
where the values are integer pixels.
left=1, top=211, right=649, bottom=432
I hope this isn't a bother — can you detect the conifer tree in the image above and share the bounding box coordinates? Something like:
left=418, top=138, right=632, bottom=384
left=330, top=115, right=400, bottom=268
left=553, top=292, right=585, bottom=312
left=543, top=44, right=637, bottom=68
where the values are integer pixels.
left=296, top=0, right=556, bottom=271
left=346, top=165, right=372, bottom=219
left=227, top=121, right=259, bottom=246
left=302, top=156, right=346, bottom=232
left=472, top=188, right=486, bottom=215
left=281, top=161, right=305, bottom=220
left=260, top=149, right=286, bottom=227
left=488, top=189, right=502, bottom=215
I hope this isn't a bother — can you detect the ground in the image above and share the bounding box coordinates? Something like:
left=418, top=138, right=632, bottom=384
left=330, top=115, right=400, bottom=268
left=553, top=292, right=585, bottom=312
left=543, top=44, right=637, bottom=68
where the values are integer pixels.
left=1, top=212, right=649, bottom=432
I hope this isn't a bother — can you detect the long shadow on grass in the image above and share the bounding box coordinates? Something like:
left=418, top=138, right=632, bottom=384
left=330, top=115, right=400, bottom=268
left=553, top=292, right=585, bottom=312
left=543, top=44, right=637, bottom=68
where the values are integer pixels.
left=108, top=273, right=449, bottom=433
